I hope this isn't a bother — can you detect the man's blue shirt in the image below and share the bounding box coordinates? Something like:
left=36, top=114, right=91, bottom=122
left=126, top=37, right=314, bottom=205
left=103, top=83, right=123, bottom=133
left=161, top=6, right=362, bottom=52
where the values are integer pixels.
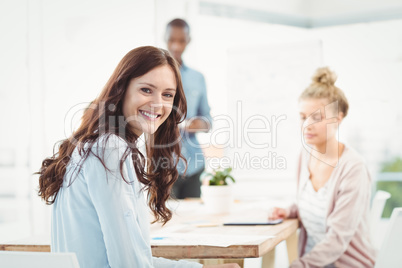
left=178, top=63, right=212, bottom=176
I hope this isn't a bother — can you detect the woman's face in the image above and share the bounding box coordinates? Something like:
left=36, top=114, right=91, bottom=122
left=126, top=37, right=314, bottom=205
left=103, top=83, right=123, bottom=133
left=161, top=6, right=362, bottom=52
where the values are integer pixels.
left=299, top=98, right=342, bottom=146
left=122, top=65, right=177, bottom=136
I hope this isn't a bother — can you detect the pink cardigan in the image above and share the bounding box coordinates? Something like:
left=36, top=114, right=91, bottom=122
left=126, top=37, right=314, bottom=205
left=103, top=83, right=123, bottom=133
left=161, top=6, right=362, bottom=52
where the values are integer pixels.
left=287, top=146, right=376, bottom=268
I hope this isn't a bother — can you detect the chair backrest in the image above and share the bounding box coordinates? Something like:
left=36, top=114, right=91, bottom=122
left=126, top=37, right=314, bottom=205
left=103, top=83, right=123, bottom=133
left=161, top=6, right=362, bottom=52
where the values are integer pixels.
left=370, top=190, right=391, bottom=246
left=374, top=207, right=402, bottom=268
left=0, top=251, right=80, bottom=268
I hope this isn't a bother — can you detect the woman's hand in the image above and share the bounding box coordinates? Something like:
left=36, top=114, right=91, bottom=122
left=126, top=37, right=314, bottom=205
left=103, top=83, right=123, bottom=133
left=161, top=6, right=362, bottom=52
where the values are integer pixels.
left=268, top=207, right=288, bottom=220
left=204, top=264, right=241, bottom=268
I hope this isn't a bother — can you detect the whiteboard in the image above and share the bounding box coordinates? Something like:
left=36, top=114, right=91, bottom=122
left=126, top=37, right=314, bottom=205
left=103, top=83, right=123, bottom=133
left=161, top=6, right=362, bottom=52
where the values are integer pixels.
left=224, top=41, right=323, bottom=180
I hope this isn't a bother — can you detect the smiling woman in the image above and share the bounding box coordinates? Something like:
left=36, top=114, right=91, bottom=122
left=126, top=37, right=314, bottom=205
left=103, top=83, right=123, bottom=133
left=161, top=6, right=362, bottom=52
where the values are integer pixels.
left=34, top=46, right=200, bottom=268
left=35, top=46, right=239, bottom=268
left=123, top=65, right=178, bottom=137
left=37, top=46, right=187, bottom=224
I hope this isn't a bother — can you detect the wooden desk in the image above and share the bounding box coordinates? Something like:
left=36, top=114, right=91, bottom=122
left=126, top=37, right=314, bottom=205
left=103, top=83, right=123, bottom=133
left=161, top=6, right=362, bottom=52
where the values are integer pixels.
left=0, top=200, right=298, bottom=267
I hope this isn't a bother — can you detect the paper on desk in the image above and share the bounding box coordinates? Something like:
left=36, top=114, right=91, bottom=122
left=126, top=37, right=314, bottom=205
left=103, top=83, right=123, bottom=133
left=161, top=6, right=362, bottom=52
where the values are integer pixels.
left=151, top=234, right=274, bottom=247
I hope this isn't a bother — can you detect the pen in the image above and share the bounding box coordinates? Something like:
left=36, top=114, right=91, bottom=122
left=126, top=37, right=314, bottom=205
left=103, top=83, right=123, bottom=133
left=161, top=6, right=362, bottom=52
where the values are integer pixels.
left=195, top=223, right=220, bottom=228
left=152, top=237, right=167, bottom=240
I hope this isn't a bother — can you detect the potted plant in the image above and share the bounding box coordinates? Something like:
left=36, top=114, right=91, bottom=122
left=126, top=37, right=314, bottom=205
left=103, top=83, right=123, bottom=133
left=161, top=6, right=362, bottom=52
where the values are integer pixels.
left=201, top=167, right=236, bottom=214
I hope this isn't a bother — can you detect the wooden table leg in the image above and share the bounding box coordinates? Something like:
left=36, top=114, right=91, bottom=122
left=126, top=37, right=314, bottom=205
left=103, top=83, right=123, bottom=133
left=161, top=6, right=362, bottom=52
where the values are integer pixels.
left=261, top=248, right=275, bottom=268
left=199, top=259, right=244, bottom=267
left=286, top=231, right=298, bottom=265
left=199, top=259, right=244, bottom=268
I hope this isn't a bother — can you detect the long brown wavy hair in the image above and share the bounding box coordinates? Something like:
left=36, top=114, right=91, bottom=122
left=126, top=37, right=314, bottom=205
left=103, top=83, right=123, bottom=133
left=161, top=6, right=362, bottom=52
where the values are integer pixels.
left=37, top=46, right=187, bottom=224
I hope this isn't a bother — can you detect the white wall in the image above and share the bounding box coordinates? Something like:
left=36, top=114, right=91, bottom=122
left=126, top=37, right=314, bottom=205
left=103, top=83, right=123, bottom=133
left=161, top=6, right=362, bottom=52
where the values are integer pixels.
left=186, top=13, right=402, bottom=199
left=194, top=16, right=317, bottom=183
left=188, top=15, right=402, bottom=179
left=312, top=19, right=402, bottom=176
left=0, top=0, right=157, bottom=240
left=42, top=0, right=156, bottom=153
left=0, top=0, right=31, bottom=241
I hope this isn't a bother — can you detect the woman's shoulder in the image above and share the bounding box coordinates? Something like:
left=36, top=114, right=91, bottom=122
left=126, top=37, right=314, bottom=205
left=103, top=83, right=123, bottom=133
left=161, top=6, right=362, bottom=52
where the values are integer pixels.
left=82, top=134, right=131, bottom=165
left=337, top=145, right=371, bottom=185
left=92, top=134, right=129, bottom=150
left=83, top=134, right=131, bottom=156
left=340, top=145, right=367, bottom=169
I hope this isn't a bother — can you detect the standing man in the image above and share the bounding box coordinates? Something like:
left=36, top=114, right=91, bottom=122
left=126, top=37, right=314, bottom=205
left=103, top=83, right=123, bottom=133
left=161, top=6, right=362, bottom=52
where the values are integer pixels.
left=165, top=18, right=212, bottom=199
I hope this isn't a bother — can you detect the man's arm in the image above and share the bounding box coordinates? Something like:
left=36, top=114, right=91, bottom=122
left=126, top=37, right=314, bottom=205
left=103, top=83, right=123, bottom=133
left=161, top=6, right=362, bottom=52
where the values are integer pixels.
left=181, top=117, right=211, bottom=133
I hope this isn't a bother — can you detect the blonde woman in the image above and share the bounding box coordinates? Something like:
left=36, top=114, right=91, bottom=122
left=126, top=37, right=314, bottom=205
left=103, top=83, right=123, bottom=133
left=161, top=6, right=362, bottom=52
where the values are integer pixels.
left=269, top=67, right=376, bottom=267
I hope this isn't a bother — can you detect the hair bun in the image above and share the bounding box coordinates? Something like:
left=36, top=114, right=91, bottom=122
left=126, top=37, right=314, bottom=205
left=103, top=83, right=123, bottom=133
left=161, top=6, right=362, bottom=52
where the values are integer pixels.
left=312, top=67, right=337, bottom=86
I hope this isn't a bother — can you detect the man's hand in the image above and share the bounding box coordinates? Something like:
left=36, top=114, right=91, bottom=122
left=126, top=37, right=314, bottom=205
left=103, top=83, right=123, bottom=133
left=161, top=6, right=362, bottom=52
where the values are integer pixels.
left=181, top=118, right=211, bottom=133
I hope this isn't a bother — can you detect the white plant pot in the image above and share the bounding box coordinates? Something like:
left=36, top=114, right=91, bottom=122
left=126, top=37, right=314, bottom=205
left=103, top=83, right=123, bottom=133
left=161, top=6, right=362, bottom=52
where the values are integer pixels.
left=201, top=185, right=234, bottom=214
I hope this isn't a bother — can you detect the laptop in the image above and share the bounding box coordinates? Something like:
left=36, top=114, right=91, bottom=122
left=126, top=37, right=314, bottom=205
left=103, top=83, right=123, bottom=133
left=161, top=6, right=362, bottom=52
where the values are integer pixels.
left=0, top=251, right=80, bottom=268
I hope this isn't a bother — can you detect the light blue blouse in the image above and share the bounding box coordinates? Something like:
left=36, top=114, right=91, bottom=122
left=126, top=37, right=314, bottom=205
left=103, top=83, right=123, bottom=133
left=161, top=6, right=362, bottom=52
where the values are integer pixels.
left=51, top=135, right=202, bottom=268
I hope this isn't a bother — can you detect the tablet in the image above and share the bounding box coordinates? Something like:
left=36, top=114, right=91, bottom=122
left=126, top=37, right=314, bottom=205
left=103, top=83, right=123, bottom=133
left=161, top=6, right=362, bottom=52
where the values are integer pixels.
left=223, top=218, right=283, bottom=226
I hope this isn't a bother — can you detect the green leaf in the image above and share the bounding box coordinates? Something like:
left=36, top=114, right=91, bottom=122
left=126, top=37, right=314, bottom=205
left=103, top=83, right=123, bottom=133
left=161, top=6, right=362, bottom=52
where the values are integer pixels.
left=206, top=166, right=235, bottom=186
left=227, top=175, right=235, bottom=183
